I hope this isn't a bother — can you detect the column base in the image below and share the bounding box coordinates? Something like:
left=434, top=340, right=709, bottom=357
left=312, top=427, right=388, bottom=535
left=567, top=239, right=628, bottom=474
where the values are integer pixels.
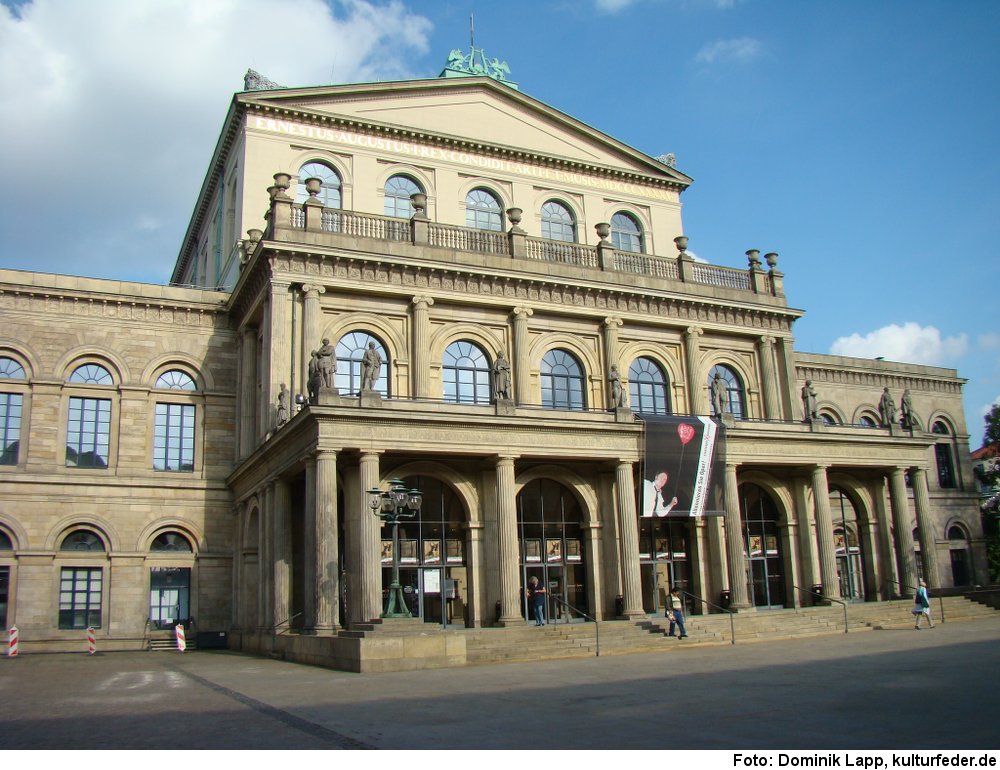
left=495, top=615, right=525, bottom=627
left=306, top=625, right=339, bottom=636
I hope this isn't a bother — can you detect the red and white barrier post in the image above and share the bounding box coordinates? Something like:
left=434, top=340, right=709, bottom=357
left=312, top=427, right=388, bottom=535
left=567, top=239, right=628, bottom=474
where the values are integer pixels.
left=175, top=623, right=186, bottom=653
left=7, top=626, right=17, bottom=657
left=87, top=627, right=96, bottom=655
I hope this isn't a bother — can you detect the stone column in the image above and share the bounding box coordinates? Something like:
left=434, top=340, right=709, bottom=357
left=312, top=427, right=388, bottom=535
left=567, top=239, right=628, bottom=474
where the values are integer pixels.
left=757, top=335, right=781, bottom=420
left=511, top=307, right=533, bottom=405
left=258, top=483, right=272, bottom=628
left=706, top=516, right=729, bottom=604
left=272, top=478, right=292, bottom=628
left=684, top=326, right=705, bottom=415
left=602, top=316, right=623, bottom=374
left=412, top=296, right=434, bottom=399
left=232, top=503, right=244, bottom=629
left=258, top=297, right=270, bottom=440
left=239, top=328, right=257, bottom=457
left=872, top=478, right=896, bottom=599
left=356, top=450, right=383, bottom=623
left=302, top=457, right=317, bottom=629
left=792, top=476, right=818, bottom=599
left=811, top=465, right=839, bottom=597
left=268, top=281, right=292, bottom=430
left=300, top=284, right=326, bottom=397
left=724, top=462, right=750, bottom=608
left=615, top=461, right=645, bottom=617
left=911, top=467, right=941, bottom=588
left=314, top=449, right=339, bottom=633
left=776, top=336, right=798, bottom=423
left=495, top=455, right=522, bottom=625
left=888, top=467, right=918, bottom=592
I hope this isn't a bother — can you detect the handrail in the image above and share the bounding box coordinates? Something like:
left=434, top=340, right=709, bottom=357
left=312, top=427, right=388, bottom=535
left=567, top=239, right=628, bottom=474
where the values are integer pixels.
left=680, top=590, right=736, bottom=645
left=793, top=585, right=849, bottom=633
left=889, top=579, right=946, bottom=623
left=271, top=612, right=303, bottom=654
left=550, top=595, right=600, bottom=657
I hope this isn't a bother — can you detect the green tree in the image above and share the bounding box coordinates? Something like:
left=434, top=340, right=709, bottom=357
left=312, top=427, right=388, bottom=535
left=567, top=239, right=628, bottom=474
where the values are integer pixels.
left=985, top=403, right=1000, bottom=448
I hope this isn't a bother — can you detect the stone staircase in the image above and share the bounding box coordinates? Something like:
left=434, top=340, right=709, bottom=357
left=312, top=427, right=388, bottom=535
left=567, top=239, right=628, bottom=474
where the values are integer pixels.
left=461, top=596, right=1000, bottom=666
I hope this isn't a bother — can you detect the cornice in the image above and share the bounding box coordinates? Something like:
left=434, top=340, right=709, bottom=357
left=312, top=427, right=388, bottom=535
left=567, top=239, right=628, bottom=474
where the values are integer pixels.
left=796, top=364, right=964, bottom=396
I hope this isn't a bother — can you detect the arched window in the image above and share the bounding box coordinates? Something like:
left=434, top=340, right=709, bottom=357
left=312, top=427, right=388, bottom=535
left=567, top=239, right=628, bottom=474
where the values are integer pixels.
left=541, top=349, right=586, bottom=410
left=153, top=370, right=197, bottom=472
left=0, top=356, right=26, bottom=467
left=819, top=412, right=837, bottom=426
left=61, top=530, right=105, bottom=552
left=384, top=175, right=423, bottom=219
left=66, top=363, right=114, bottom=468
left=540, top=200, right=576, bottom=242
left=740, top=483, right=785, bottom=608
left=336, top=332, right=389, bottom=396
left=443, top=341, right=491, bottom=404
left=295, top=162, right=342, bottom=208
left=830, top=488, right=866, bottom=601
left=611, top=212, right=643, bottom=253
left=858, top=415, right=877, bottom=427
left=932, top=420, right=955, bottom=488
left=629, top=357, right=670, bottom=415
left=708, top=364, right=745, bottom=420
left=465, top=189, right=503, bottom=231
left=151, top=531, right=193, bottom=552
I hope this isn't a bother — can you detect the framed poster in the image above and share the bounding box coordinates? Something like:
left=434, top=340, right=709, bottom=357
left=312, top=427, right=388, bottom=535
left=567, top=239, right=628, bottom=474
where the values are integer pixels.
left=400, top=539, right=418, bottom=563
left=565, top=539, right=581, bottom=562
left=524, top=539, right=541, bottom=563
left=765, top=535, right=778, bottom=555
left=423, top=540, right=441, bottom=563
left=446, top=538, right=463, bottom=563
left=380, top=540, right=393, bottom=563
left=749, top=535, right=763, bottom=557
left=655, top=537, right=669, bottom=559
left=546, top=538, right=562, bottom=562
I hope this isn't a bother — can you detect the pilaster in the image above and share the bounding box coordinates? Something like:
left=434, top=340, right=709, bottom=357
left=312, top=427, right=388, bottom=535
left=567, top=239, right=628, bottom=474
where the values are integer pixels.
left=412, top=296, right=434, bottom=399
left=511, top=307, right=533, bottom=406
left=684, top=326, right=705, bottom=415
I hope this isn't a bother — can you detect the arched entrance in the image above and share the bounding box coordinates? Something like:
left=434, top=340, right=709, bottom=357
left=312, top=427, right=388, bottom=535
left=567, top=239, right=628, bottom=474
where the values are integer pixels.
left=381, top=476, right=468, bottom=626
left=637, top=516, right=691, bottom=617
left=948, top=524, right=972, bottom=586
left=516, top=479, right=588, bottom=622
left=740, top=483, right=785, bottom=608
left=830, top=487, right=867, bottom=601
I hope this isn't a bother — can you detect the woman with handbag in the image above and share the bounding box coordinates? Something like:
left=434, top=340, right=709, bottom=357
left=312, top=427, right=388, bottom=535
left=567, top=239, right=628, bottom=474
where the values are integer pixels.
left=668, top=587, right=687, bottom=638
left=913, top=579, right=934, bottom=629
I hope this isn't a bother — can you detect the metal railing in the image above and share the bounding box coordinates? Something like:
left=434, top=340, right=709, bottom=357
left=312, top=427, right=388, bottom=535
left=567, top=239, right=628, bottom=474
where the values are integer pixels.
left=680, top=590, right=736, bottom=645
left=271, top=612, right=303, bottom=654
left=793, top=584, right=849, bottom=632
left=551, top=595, right=600, bottom=657
left=890, top=579, right=946, bottom=623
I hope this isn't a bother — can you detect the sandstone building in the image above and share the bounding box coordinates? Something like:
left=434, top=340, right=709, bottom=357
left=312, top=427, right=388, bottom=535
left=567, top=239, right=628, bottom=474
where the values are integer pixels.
left=0, top=51, right=984, bottom=666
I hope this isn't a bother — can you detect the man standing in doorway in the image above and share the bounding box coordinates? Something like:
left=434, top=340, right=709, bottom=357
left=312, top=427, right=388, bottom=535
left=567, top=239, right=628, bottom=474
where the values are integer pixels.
left=527, top=576, right=547, bottom=626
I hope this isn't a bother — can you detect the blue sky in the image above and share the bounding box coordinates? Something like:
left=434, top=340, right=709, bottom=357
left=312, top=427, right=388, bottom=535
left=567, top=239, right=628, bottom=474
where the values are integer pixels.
left=1, top=0, right=997, bottom=445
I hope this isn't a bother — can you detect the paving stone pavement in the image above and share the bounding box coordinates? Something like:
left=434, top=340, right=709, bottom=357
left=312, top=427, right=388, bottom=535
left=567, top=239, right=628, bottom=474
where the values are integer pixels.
left=2, top=617, right=999, bottom=750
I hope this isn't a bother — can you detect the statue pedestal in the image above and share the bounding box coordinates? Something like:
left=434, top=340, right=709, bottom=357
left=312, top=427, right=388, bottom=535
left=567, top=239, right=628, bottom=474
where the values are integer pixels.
left=359, top=389, right=383, bottom=408
left=613, top=407, right=633, bottom=423
left=888, top=424, right=904, bottom=437
left=806, top=416, right=825, bottom=432
left=495, top=398, right=515, bottom=417
left=315, top=387, right=342, bottom=406
left=721, top=413, right=736, bottom=429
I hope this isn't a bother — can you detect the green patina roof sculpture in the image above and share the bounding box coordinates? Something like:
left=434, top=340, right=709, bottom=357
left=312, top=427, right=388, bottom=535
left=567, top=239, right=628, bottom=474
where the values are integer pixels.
left=440, top=46, right=519, bottom=90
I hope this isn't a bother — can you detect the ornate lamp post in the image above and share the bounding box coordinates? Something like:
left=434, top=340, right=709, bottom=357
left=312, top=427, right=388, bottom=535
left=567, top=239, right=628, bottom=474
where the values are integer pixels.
left=368, top=479, right=422, bottom=618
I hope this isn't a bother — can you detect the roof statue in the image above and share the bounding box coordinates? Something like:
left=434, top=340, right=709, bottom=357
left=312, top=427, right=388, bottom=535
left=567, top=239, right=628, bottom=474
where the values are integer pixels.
left=440, top=46, right=519, bottom=90
left=656, top=153, right=678, bottom=168
left=244, top=69, right=284, bottom=92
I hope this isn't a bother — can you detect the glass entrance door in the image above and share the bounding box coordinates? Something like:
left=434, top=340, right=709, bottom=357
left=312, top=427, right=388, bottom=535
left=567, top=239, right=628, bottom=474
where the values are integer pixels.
left=740, top=483, right=785, bottom=608
left=149, top=567, right=190, bottom=629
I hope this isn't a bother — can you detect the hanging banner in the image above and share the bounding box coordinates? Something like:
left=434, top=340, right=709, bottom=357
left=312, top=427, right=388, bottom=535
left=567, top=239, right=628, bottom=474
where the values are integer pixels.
left=640, top=416, right=726, bottom=517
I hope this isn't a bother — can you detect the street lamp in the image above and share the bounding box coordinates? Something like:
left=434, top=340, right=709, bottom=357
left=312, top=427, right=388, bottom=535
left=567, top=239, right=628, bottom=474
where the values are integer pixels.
left=368, top=479, right=422, bottom=618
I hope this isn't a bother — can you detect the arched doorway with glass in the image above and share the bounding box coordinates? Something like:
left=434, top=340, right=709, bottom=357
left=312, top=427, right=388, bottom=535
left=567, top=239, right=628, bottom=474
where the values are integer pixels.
left=637, top=514, right=691, bottom=617
left=516, top=478, right=588, bottom=623
left=147, top=530, right=195, bottom=630
left=948, top=524, right=972, bottom=587
left=739, top=482, right=785, bottom=608
left=830, top=487, right=867, bottom=601
left=380, top=475, right=468, bottom=627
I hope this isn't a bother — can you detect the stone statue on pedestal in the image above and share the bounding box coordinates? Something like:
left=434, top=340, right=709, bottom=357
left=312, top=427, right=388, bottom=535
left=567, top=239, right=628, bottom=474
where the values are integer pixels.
left=711, top=372, right=728, bottom=417
left=493, top=352, right=512, bottom=401
left=878, top=387, right=896, bottom=428
left=361, top=341, right=382, bottom=392
left=801, top=380, right=818, bottom=421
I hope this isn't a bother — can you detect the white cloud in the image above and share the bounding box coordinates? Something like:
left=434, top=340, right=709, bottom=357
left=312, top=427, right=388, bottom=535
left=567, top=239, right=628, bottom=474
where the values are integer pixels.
left=0, top=0, right=433, bottom=282
left=978, top=332, right=1000, bottom=350
left=694, top=36, right=762, bottom=65
left=830, top=322, right=969, bottom=366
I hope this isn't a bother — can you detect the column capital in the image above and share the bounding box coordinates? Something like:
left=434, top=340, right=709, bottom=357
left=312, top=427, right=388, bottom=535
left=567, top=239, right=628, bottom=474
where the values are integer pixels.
left=412, top=295, right=435, bottom=309
left=758, top=334, right=776, bottom=346
left=512, top=306, right=534, bottom=320
left=270, top=277, right=292, bottom=290
left=300, top=283, right=326, bottom=297
left=685, top=325, right=703, bottom=338
left=603, top=316, right=624, bottom=330
left=494, top=454, right=518, bottom=467
left=811, top=462, right=832, bottom=472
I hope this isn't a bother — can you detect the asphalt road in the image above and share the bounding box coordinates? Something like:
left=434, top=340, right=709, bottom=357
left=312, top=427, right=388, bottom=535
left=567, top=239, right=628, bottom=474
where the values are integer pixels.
left=2, top=617, right=999, bottom=750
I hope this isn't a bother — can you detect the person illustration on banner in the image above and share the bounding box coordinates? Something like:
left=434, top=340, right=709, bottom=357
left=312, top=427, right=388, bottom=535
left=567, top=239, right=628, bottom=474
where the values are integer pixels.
left=527, top=576, right=547, bottom=626
left=642, top=471, right=679, bottom=517
left=667, top=587, right=688, bottom=639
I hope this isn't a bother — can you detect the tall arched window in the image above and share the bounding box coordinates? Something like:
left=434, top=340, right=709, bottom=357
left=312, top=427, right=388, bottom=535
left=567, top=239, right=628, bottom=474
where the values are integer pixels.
left=932, top=420, right=956, bottom=488
left=708, top=364, right=745, bottom=419
left=611, top=212, right=643, bottom=253
left=465, top=189, right=503, bottom=231
left=153, top=369, right=197, bottom=472
left=540, top=200, right=576, bottom=242
left=739, top=483, right=784, bottom=608
left=541, top=349, right=586, bottom=410
left=295, top=161, right=342, bottom=208
left=384, top=175, right=423, bottom=219
left=66, top=363, right=114, bottom=468
left=59, top=529, right=106, bottom=629
left=629, top=357, right=670, bottom=414
left=0, top=356, right=26, bottom=466
left=336, top=332, right=389, bottom=396
left=443, top=341, right=491, bottom=404
left=829, top=488, right=866, bottom=601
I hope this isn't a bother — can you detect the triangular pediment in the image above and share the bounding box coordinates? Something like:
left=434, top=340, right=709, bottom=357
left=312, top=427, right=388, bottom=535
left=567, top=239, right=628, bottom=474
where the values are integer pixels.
left=241, top=78, right=690, bottom=186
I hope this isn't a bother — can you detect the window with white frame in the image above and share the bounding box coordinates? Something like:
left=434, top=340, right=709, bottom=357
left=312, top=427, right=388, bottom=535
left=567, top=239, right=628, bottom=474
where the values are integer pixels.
left=541, top=349, right=586, bottom=410
left=465, top=189, right=503, bottom=231
left=540, top=200, right=576, bottom=242
left=66, top=363, right=114, bottom=468
left=0, top=356, right=25, bottom=465
left=611, top=212, right=643, bottom=253
left=384, top=175, right=422, bottom=219
left=443, top=340, right=492, bottom=404
left=153, top=370, right=197, bottom=472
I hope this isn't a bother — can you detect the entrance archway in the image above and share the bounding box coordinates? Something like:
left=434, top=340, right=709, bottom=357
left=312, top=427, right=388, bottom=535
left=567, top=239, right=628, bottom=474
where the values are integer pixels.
left=637, top=516, right=691, bottom=617
left=381, top=475, right=468, bottom=626
left=516, top=478, right=588, bottom=622
left=739, top=483, right=785, bottom=608
left=830, top=487, right=867, bottom=601
left=948, top=524, right=972, bottom=586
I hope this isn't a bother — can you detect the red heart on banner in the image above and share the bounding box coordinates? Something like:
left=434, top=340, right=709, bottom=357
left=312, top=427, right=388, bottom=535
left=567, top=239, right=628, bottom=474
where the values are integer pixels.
left=677, top=423, right=696, bottom=445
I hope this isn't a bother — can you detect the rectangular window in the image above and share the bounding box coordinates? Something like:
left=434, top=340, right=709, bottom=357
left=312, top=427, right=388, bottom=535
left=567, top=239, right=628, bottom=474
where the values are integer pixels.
left=66, top=397, right=111, bottom=468
left=59, top=567, right=102, bottom=629
left=0, top=392, right=22, bottom=465
left=935, top=444, right=955, bottom=488
left=154, top=403, right=195, bottom=471
left=0, top=565, right=9, bottom=629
